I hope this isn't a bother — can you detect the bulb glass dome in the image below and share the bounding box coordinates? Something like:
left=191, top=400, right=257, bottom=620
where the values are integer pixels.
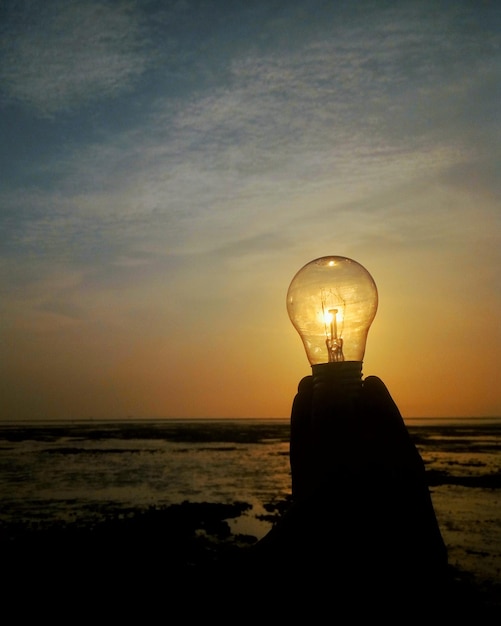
left=286, top=256, right=378, bottom=365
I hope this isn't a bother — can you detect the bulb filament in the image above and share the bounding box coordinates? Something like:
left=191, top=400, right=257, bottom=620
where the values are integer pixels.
left=326, top=308, right=344, bottom=362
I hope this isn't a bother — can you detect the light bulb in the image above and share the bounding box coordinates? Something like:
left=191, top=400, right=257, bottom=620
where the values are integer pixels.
left=286, top=256, right=378, bottom=384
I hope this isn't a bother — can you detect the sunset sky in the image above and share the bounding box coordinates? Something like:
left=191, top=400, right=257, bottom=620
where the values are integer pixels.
left=1, top=0, right=500, bottom=421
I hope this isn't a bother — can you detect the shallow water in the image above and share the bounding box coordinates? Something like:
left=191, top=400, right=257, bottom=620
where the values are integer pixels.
left=0, top=419, right=292, bottom=539
left=1, top=417, right=500, bottom=587
left=408, top=419, right=501, bottom=586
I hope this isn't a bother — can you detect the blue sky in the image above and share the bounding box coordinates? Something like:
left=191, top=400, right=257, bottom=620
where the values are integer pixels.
left=1, top=0, right=500, bottom=420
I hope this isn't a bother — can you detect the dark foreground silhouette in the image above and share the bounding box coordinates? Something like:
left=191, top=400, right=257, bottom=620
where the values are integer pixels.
left=3, top=376, right=500, bottom=620
left=2, top=496, right=498, bottom=620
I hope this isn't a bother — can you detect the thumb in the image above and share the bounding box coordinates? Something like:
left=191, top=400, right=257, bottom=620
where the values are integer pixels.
left=360, top=375, right=423, bottom=471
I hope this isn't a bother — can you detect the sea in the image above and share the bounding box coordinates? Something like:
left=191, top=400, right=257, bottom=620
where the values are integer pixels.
left=1, top=417, right=500, bottom=592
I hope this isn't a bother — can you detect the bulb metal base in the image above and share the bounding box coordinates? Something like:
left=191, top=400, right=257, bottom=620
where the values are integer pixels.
left=311, top=360, right=363, bottom=387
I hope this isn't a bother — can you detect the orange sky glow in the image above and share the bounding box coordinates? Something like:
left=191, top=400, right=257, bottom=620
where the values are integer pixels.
left=1, top=1, right=500, bottom=422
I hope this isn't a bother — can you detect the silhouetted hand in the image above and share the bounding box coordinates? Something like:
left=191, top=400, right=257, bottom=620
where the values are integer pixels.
left=249, top=373, right=451, bottom=617
left=290, top=374, right=428, bottom=498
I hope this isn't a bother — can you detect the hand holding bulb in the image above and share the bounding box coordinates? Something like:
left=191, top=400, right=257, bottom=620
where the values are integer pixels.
left=246, top=255, right=450, bottom=617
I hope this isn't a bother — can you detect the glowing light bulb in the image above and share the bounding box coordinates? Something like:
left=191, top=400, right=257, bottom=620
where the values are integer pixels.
left=286, top=256, right=378, bottom=383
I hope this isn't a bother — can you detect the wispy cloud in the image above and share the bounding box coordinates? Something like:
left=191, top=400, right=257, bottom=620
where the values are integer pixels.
left=1, top=0, right=499, bottom=308
left=0, top=0, right=149, bottom=116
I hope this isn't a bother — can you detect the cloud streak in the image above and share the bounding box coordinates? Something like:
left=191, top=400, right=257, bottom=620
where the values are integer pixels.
left=0, top=0, right=149, bottom=116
